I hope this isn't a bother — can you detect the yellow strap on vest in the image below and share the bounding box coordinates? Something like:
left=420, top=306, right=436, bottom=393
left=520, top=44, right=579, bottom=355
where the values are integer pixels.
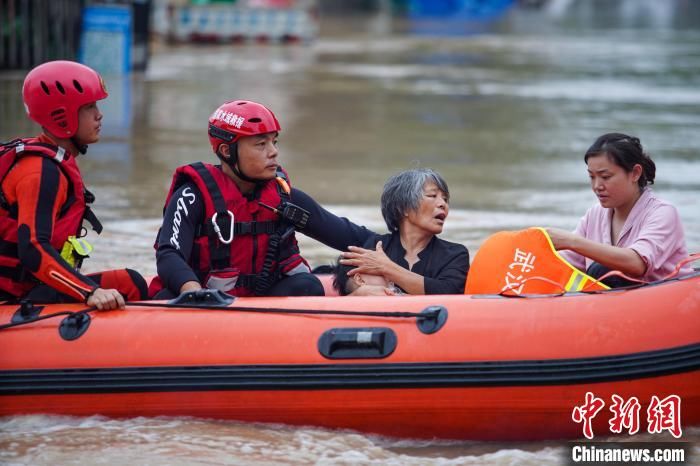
left=60, top=236, right=93, bottom=269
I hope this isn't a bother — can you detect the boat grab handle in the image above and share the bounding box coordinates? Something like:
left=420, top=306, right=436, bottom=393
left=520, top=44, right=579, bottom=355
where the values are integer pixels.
left=318, top=327, right=397, bottom=359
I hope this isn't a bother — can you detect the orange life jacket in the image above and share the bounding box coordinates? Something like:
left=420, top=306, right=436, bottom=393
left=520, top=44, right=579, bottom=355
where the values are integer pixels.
left=465, top=227, right=608, bottom=295
left=0, top=138, right=102, bottom=297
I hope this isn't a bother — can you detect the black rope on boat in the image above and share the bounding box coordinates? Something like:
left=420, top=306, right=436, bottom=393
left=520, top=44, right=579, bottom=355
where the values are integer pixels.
left=124, top=301, right=440, bottom=320
left=0, top=309, right=91, bottom=331
left=0, top=304, right=440, bottom=334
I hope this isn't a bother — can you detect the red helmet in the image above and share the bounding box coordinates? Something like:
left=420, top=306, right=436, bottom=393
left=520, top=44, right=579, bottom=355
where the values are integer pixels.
left=208, top=100, right=281, bottom=154
left=22, top=60, right=108, bottom=138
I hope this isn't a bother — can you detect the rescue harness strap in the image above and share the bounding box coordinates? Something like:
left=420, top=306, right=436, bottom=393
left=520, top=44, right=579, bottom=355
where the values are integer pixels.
left=190, top=162, right=233, bottom=271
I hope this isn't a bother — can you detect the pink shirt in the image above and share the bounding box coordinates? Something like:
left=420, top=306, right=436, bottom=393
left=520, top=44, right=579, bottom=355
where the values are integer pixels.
left=560, top=188, right=692, bottom=282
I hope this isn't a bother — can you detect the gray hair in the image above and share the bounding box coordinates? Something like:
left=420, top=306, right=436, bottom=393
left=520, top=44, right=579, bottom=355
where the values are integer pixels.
left=380, top=168, right=450, bottom=232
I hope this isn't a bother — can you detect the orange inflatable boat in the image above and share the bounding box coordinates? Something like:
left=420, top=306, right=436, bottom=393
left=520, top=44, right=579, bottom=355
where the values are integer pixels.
left=0, top=273, right=698, bottom=441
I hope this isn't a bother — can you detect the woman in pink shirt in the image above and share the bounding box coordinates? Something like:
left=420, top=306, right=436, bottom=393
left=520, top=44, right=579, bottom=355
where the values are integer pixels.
left=548, top=133, right=692, bottom=287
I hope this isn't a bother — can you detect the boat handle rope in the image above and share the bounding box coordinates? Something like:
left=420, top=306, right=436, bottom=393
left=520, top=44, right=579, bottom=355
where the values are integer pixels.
left=0, top=303, right=447, bottom=335
left=5, top=255, right=700, bottom=329
left=578, top=253, right=700, bottom=294
left=662, top=252, right=700, bottom=280
left=0, top=309, right=90, bottom=331
left=3, top=254, right=698, bottom=325
left=586, top=270, right=649, bottom=289
left=125, top=301, right=444, bottom=320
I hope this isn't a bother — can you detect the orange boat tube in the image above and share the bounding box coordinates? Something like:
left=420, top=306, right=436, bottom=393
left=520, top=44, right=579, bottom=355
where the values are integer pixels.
left=0, top=274, right=698, bottom=441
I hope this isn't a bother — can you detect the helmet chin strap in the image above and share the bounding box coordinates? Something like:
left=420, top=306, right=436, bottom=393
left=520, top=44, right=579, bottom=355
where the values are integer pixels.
left=222, top=143, right=265, bottom=184
left=70, top=137, right=88, bottom=155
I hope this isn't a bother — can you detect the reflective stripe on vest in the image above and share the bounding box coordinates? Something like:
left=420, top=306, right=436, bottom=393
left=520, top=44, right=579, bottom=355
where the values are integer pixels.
left=565, top=270, right=587, bottom=292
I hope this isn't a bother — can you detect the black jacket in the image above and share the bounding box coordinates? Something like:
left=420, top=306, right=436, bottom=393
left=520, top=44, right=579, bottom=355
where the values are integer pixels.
left=292, top=189, right=469, bottom=294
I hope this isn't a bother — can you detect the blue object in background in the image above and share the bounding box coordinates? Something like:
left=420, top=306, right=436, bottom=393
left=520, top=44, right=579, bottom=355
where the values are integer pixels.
left=408, top=0, right=516, bottom=35
left=78, top=5, right=134, bottom=169
left=79, top=5, right=132, bottom=76
left=409, top=0, right=515, bottom=19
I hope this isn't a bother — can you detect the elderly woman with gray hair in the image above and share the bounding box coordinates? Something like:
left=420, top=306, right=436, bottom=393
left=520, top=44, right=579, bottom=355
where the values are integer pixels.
left=290, top=168, right=469, bottom=295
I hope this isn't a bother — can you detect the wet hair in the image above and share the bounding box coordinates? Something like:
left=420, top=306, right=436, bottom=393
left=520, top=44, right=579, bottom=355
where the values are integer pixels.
left=584, top=133, right=656, bottom=189
left=380, top=168, right=450, bottom=232
left=332, top=256, right=355, bottom=296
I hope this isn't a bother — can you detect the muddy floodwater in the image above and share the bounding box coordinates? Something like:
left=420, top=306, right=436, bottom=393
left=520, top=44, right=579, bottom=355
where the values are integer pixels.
left=1, top=1, right=699, bottom=464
